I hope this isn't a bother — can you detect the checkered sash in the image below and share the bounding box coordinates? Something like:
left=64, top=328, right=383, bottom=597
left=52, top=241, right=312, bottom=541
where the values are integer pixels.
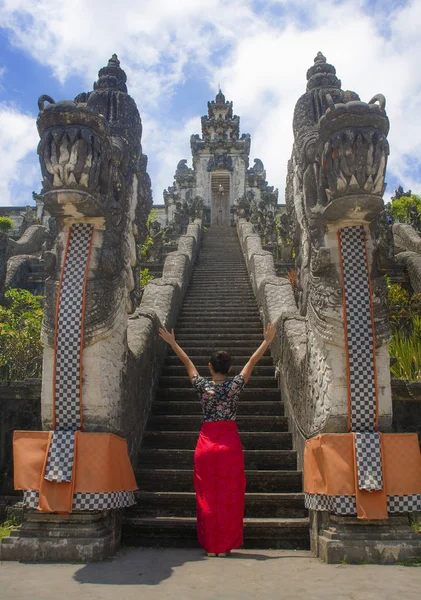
left=45, top=223, right=93, bottom=485
left=304, top=493, right=421, bottom=515
left=23, top=490, right=136, bottom=511
left=354, top=432, right=383, bottom=491
left=44, top=430, right=75, bottom=483
left=338, top=226, right=377, bottom=432
left=54, top=223, right=93, bottom=431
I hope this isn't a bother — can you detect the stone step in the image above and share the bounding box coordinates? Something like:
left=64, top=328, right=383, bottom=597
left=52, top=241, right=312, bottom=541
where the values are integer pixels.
left=138, top=449, right=296, bottom=470
left=121, top=516, right=310, bottom=550
left=190, top=277, right=250, bottom=282
left=183, top=295, right=255, bottom=301
left=176, top=318, right=262, bottom=325
left=127, top=491, right=307, bottom=518
left=174, top=333, right=264, bottom=342
left=161, top=365, right=275, bottom=376
left=151, top=400, right=283, bottom=416
left=168, top=350, right=270, bottom=359
left=147, top=415, right=288, bottom=432
left=175, top=326, right=263, bottom=334
left=179, top=309, right=260, bottom=316
left=158, top=376, right=277, bottom=388
left=156, top=388, right=278, bottom=401
left=184, top=295, right=256, bottom=301
left=186, top=284, right=251, bottom=288
left=164, top=355, right=273, bottom=366
left=142, top=431, right=292, bottom=450
left=181, top=303, right=258, bottom=310
left=168, top=343, right=267, bottom=352
left=136, top=469, right=302, bottom=493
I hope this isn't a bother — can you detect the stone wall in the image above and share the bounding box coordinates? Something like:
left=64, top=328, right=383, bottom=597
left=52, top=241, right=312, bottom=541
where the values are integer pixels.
left=391, top=380, right=421, bottom=446
left=236, top=218, right=309, bottom=465
left=393, top=224, right=421, bottom=293
left=0, top=381, right=41, bottom=494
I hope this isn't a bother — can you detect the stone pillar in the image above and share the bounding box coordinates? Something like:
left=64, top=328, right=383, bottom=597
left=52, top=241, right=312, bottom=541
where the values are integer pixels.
left=1, top=55, right=151, bottom=562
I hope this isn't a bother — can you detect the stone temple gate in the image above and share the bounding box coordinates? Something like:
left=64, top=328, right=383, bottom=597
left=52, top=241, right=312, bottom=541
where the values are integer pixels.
left=1, top=52, right=421, bottom=564
left=163, top=90, right=278, bottom=230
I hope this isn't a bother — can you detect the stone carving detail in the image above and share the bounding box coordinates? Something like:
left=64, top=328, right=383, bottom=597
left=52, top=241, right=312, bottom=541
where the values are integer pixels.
left=207, top=154, right=233, bottom=172
left=165, top=90, right=276, bottom=231
left=239, top=159, right=279, bottom=242
left=0, top=223, right=55, bottom=297
left=38, top=55, right=152, bottom=350
left=285, top=52, right=391, bottom=436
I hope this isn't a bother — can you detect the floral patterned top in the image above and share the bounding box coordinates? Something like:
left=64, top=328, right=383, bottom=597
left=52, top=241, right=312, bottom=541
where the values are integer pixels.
left=191, top=373, right=246, bottom=422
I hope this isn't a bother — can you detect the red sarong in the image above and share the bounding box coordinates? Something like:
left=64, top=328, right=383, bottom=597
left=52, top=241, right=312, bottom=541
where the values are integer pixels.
left=194, top=421, right=246, bottom=554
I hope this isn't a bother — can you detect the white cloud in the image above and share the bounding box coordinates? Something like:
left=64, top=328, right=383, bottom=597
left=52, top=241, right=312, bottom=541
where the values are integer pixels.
left=0, top=0, right=420, bottom=206
left=0, top=104, right=39, bottom=206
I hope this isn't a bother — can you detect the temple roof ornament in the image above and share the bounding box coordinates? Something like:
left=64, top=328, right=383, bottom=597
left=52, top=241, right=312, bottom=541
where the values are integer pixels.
left=94, top=54, right=128, bottom=93
left=306, top=51, right=341, bottom=91
left=215, top=88, right=226, bottom=104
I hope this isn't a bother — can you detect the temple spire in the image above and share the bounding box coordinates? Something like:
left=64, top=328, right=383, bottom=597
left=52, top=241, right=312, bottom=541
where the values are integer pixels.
left=94, top=54, right=128, bottom=93
left=306, top=51, right=341, bottom=91
left=215, top=88, right=226, bottom=105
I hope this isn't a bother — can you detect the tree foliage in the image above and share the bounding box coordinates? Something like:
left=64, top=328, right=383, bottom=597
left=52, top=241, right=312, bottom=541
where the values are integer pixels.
left=391, top=194, right=421, bottom=223
left=386, top=277, right=421, bottom=382
left=0, top=289, right=43, bottom=381
left=0, top=217, right=14, bottom=232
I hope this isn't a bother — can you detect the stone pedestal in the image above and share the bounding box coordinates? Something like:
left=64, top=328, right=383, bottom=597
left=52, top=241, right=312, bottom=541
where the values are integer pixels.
left=310, top=510, right=421, bottom=564
left=0, top=509, right=122, bottom=562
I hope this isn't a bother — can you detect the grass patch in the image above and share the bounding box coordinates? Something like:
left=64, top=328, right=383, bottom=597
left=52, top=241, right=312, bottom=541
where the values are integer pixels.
left=409, top=513, right=421, bottom=534
left=398, top=556, right=421, bottom=567
left=0, top=518, right=20, bottom=540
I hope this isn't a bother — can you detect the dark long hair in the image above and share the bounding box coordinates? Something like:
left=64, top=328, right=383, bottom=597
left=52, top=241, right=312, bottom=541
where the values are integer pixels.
left=210, top=350, right=232, bottom=374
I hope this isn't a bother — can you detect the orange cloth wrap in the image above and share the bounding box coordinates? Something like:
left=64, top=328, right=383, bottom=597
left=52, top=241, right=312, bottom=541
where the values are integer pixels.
left=13, top=431, right=138, bottom=514
left=304, top=433, right=421, bottom=520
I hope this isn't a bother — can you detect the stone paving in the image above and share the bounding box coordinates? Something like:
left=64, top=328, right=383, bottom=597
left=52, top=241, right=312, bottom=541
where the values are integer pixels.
left=1, top=548, right=421, bottom=600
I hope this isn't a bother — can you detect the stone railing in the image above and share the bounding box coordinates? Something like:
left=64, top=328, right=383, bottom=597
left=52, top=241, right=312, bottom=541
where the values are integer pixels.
left=122, top=219, right=202, bottom=460
left=236, top=218, right=309, bottom=465
left=393, top=223, right=421, bottom=293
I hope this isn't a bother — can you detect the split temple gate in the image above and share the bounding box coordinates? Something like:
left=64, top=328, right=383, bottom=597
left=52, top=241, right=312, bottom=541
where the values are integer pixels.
left=1, top=52, right=421, bottom=564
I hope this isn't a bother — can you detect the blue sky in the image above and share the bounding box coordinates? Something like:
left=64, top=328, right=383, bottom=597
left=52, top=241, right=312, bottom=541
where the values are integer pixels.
left=0, top=0, right=420, bottom=208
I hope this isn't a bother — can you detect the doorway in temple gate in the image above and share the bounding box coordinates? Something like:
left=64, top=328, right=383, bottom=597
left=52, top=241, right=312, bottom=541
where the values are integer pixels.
left=211, top=173, right=230, bottom=226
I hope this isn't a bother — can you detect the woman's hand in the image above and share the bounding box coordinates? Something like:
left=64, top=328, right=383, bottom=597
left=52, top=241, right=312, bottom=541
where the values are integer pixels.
left=159, top=326, right=176, bottom=346
left=264, top=322, right=276, bottom=346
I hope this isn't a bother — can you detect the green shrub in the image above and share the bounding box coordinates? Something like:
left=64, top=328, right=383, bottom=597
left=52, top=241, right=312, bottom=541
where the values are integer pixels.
left=0, top=217, right=14, bottom=232
left=140, top=268, right=154, bottom=289
left=139, top=208, right=160, bottom=258
left=385, top=277, right=421, bottom=334
left=0, top=518, right=20, bottom=540
left=391, top=194, right=421, bottom=223
left=390, top=316, right=421, bottom=383
left=0, top=289, right=43, bottom=381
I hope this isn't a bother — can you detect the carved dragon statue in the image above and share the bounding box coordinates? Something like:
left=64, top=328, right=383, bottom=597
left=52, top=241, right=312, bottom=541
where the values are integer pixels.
left=285, top=52, right=392, bottom=436
left=37, top=55, right=152, bottom=433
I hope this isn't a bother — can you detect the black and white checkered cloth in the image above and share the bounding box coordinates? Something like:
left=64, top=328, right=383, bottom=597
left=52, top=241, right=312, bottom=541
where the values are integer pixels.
left=44, top=430, right=75, bottom=482
left=55, top=223, right=93, bottom=431
left=339, top=226, right=377, bottom=432
left=387, top=495, right=421, bottom=513
left=354, top=432, right=383, bottom=491
left=305, top=493, right=357, bottom=515
left=305, top=492, right=421, bottom=515
left=23, top=490, right=136, bottom=511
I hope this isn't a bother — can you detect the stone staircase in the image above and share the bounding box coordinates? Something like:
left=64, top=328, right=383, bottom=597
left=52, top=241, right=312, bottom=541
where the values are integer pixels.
left=122, top=226, right=309, bottom=549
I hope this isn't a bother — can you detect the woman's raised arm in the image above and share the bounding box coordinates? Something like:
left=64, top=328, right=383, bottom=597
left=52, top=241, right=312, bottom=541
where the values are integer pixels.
left=159, top=326, right=199, bottom=382
left=240, top=322, right=276, bottom=383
